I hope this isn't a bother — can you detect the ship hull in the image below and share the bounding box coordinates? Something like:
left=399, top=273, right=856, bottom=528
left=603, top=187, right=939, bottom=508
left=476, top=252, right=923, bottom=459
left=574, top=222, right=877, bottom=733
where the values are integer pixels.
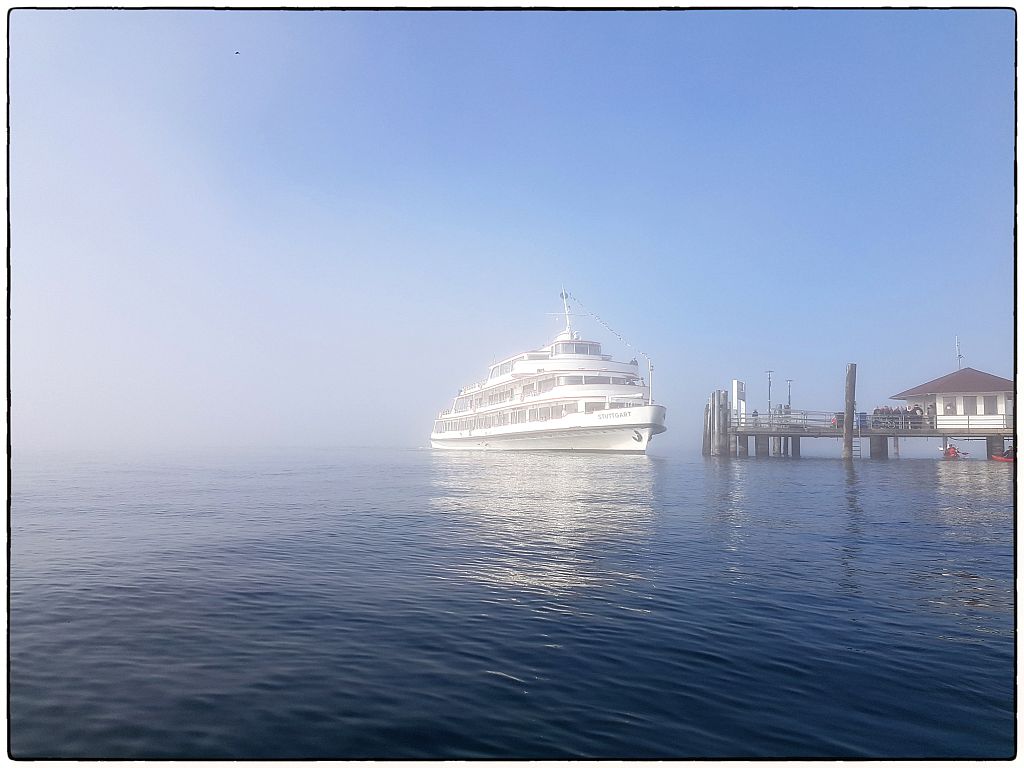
left=431, top=405, right=667, bottom=454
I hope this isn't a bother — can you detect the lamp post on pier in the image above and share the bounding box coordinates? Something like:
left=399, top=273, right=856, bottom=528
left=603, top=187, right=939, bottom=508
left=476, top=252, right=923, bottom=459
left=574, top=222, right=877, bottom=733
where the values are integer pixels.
left=786, top=379, right=792, bottom=408
left=766, top=370, right=773, bottom=426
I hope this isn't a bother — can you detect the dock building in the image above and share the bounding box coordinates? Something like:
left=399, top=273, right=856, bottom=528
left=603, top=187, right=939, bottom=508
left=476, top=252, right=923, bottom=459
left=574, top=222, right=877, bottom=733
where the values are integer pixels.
left=889, top=367, right=1013, bottom=431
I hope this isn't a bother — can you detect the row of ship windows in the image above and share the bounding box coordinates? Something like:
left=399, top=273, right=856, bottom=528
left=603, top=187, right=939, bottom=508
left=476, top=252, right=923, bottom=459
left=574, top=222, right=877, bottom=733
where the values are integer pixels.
left=486, top=343, right=604, bottom=379
left=455, top=375, right=642, bottom=411
left=435, top=401, right=636, bottom=432
left=551, top=342, right=602, bottom=356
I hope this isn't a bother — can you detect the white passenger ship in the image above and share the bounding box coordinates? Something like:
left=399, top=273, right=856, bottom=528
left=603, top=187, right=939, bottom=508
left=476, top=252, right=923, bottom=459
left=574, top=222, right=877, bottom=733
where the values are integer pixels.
left=430, top=294, right=667, bottom=453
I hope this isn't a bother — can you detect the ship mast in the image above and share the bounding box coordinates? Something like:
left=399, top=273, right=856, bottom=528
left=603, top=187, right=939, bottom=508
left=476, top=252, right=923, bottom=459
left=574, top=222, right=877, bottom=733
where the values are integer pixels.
left=559, top=288, right=572, bottom=335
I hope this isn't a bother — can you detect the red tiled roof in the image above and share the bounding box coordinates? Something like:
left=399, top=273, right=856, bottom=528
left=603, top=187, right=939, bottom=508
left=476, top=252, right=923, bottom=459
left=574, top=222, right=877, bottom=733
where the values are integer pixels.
left=890, top=367, right=1015, bottom=399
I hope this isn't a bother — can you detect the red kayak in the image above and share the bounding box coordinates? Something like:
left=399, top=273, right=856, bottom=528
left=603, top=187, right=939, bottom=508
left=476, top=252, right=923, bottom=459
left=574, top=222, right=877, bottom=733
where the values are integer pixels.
left=991, top=455, right=1014, bottom=462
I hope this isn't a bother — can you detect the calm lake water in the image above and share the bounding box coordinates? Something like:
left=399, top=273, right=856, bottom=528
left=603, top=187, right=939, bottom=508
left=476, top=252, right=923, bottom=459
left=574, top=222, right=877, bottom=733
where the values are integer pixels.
left=9, top=448, right=1015, bottom=759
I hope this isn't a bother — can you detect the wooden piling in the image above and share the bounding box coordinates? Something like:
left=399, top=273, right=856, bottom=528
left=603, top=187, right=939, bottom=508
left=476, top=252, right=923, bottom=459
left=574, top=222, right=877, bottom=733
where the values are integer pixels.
left=702, top=403, right=711, bottom=456
left=719, top=390, right=731, bottom=457
left=755, top=435, right=770, bottom=457
left=842, top=363, right=857, bottom=460
left=710, top=393, right=718, bottom=456
left=791, top=436, right=801, bottom=457
left=708, top=397, right=716, bottom=456
left=737, top=435, right=749, bottom=456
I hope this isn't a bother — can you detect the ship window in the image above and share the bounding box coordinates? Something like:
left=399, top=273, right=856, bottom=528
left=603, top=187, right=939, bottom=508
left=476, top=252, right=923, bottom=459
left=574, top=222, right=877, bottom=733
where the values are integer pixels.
left=584, top=376, right=611, bottom=385
left=528, top=408, right=539, bottom=422
left=558, top=376, right=584, bottom=386
left=539, top=378, right=555, bottom=393
left=585, top=402, right=607, bottom=413
left=550, top=404, right=563, bottom=419
left=539, top=407, right=550, bottom=420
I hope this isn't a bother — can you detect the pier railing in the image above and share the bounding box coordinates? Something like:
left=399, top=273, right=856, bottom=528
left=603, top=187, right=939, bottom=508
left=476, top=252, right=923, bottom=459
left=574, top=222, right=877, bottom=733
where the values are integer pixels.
left=733, top=410, right=838, bottom=430
left=732, top=411, right=1012, bottom=432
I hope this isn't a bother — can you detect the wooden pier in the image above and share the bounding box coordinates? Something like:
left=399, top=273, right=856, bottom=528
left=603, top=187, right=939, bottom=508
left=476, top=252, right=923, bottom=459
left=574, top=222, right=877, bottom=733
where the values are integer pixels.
left=703, top=363, right=1015, bottom=460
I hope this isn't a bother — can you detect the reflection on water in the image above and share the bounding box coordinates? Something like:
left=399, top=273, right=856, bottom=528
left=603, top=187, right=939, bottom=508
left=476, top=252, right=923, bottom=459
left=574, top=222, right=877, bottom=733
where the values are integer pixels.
left=917, top=461, right=1015, bottom=620
left=839, top=461, right=865, bottom=597
left=429, top=452, right=660, bottom=594
left=702, top=459, right=752, bottom=585
left=933, top=459, right=1015, bottom=524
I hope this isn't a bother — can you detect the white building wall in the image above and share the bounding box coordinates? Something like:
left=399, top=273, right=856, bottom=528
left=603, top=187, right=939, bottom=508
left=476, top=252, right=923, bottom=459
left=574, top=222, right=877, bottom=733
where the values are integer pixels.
left=932, top=391, right=1012, bottom=429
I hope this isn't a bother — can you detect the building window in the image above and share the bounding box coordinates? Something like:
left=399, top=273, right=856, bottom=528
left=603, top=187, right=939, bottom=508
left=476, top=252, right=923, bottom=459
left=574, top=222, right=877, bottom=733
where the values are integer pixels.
left=984, top=395, right=998, bottom=415
left=943, top=397, right=956, bottom=415
left=963, top=396, right=978, bottom=416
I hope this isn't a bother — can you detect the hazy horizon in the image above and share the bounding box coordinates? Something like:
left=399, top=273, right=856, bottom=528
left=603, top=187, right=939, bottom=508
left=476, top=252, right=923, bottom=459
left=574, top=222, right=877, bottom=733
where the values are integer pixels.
left=11, top=9, right=1014, bottom=455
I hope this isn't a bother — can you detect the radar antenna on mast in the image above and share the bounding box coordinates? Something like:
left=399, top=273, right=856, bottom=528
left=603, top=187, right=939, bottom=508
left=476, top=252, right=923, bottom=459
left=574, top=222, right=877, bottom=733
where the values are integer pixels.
left=956, top=336, right=964, bottom=370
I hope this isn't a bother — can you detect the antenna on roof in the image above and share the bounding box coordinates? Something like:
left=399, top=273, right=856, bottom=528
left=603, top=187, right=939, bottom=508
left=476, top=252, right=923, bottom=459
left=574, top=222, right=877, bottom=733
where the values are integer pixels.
left=955, top=336, right=964, bottom=370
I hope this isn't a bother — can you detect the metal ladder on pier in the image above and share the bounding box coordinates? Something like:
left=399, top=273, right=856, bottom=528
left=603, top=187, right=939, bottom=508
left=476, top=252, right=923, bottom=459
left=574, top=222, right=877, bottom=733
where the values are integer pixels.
left=852, top=422, right=862, bottom=458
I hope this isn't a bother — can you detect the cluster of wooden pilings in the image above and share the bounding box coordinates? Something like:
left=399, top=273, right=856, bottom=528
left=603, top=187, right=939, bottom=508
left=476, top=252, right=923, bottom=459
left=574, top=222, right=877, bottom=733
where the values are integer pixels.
left=701, top=389, right=801, bottom=458
left=702, top=390, right=731, bottom=456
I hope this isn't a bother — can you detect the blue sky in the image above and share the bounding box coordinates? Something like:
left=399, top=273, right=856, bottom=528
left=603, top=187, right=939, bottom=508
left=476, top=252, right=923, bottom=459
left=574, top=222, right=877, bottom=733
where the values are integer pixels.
left=10, top=9, right=1015, bottom=453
